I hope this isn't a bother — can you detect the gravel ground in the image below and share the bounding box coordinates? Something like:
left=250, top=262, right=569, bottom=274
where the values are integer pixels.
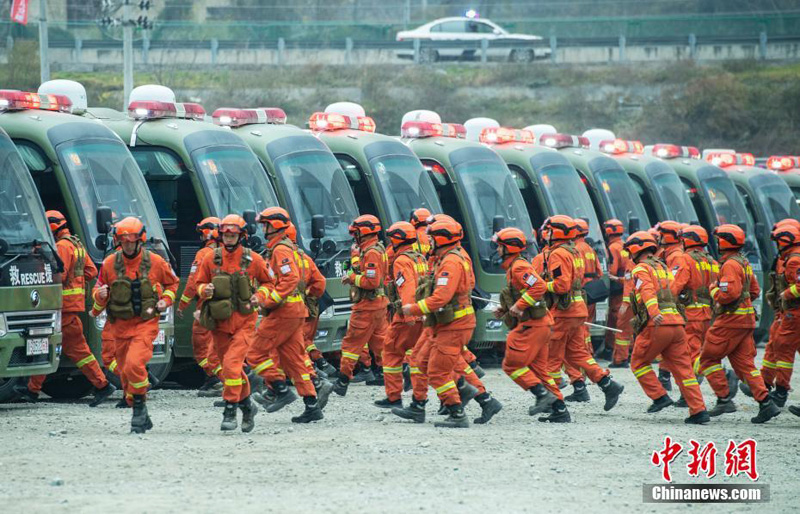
left=1, top=349, right=799, bottom=513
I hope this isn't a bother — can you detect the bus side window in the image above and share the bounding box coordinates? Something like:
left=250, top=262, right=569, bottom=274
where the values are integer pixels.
left=735, top=186, right=758, bottom=230
left=508, top=164, right=544, bottom=230
left=422, top=159, right=469, bottom=254
left=336, top=154, right=379, bottom=218
left=578, top=171, right=605, bottom=223
left=682, top=178, right=717, bottom=256
left=629, top=174, right=658, bottom=226
left=15, top=140, right=70, bottom=218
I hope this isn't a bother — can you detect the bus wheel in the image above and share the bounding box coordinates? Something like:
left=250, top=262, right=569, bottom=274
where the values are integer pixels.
left=41, top=375, right=93, bottom=400
left=171, top=363, right=206, bottom=389
left=0, top=376, right=22, bottom=403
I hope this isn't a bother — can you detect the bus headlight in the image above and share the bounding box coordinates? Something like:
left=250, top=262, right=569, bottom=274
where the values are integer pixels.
left=0, top=314, right=7, bottom=337
left=94, top=311, right=107, bottom=330
left=53, top=310, right=62, bottom=333
left=319, top=306, right=334, bottom=319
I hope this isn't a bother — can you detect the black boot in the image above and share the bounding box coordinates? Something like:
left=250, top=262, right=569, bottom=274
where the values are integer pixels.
left=457, top=377, right=479, bottom=408
left=473, top=393, right=503, bottom=424
left=292, top=396, right=323, bottom=423
left=221, top=402, right=238, bottom=431
left=725, top=369, right=739, bottom=400
left=265, top=381, right=298, bottom=413
left=658, top=369, right=672, bottom=391
left=739, top=380, right=753, bottom=398
left=646, top=394, right=674, bottom=413
left=598, top=376, right=624, bottom=411
left=147, top=369, right=160, bottom=390
left=469, top=360, right=486, bottom=379
left=402, top=363, right=412, bottom=392
left=564, top=380, right=590, bottom=403
left=89, top=383, right=117, bottom=408
left=392, top=398, right=427, bottom=423
left=674, top=395, right=688, bottom=408
left=538, top=399, right=571, bottom=423
left=528, top=383, right=556, bottom=416
left=239, top=396, right=257, bottom=433
left=365, top=364, right=384, bottom=386
left=115, top=398, right=130, bottom=409
left=314, top=377, right=334, bottom=410
left=684, top=410, right=711, bottom=424
left=609, top=359, right=629, bottom=369
left=333, top=376, right=349, bottom=397
left=434, top=402, right=469, bottom=428
left=769, top=386, right=788, bottom=408
left=352, top=363, right=374, bottom=383
left=197, top=375, right=222, bottom=398
left=788, top=404, right=800, bottom=418
left=708, top=396, right=737, bottom=417
left=13, top=383, right=38, bottom=403
left=374, top=397, right=402, bottom=409
left=751, top=398, right=781, bottom=424
left=130, top=395, right=152, bottom=434
left=315, top=358, right=338, bottom=378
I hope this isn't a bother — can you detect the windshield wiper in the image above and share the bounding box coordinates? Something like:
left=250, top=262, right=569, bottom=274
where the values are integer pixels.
left=317, top=246, right=349, bottom=269
left=1, top=239, right=63, bottom=272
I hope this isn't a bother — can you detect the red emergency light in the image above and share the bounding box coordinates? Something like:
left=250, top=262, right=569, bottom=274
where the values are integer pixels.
left=736, top=153, right=756, bottom=166
left=401, top=120, right=443, bottom=139
left=309, top=112, right=375, bottom=133
left=651, top=144, right=700, bottom=160
left=212, top=107, right=287, bottom=127
left=0, top=90, right=73, bottom=113
left=539, top=133, right=590, bottom=150
left=766, top=155, right=800, bottom=171
left=599, top=138, right=643, bottom=155
left=480, top=127, right=535, bottom=145
left=128, top=100, right=206, bottom=121
left=442, top=123, right=466, bottom=139
left=178, top=103, right=207, bottom=121
left=705, top=152, right=736, bottom=168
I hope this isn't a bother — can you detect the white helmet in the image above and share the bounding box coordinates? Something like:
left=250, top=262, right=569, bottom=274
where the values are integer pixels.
left=464, top=117, right=499, bottom=142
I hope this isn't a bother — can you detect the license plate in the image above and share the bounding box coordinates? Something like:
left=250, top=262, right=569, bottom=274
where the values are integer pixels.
left=153, top=330, right=165, bottom=346
left=26, top=338, right=49, bottom=356
left=595, top=303, right=608, bottom=323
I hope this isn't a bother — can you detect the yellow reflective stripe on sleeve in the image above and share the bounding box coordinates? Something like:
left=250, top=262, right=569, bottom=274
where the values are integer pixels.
left=682, top=378, right=699, bottom=387
left=709, top=287, right=720, bottom=297
left=286, top=294, right=304, bottom=303
left=270, top=290, right=283, bottom=303
left=383, top=366, right=403, bottom=374
left=198, top=358, right=209, bottom=368
left=463, top=365, right=473, bottom=374
left=586, top=358, right=597, bottom=366
left=405, top=349, right=413, bottom=356
left=342, top=351, right=360, bottom=361
left=131, top=378, right=150, bottom=389
left=224, top=378, right=244, bottom=387
left=547, top=379, right=557, bottom=387
left=108, top=359, right=118, bottom=372
left=521, top=292, right=537, bottom=306
left=62, top=287, right=85, bottom=296
left=645, top=298, right=658, bottom=308
left=776, top=361, right=794, bottom=370
left=410, top=366, right=421, bottom=375
left=660, top=308, right=680, bottom=315
left=633, top=365, right=653, bottom=378
left=614, top=339, right=630, bottom=346
left=354, top=275, right=363, bottom=287
left=762, top=360, right=777, bottom=369
left=701, top=364, right=724, bottom=376
left=300, top=374, right=311, bottom=381
left=163, top=290, right=176, bottom=301
left=253, top=359, right=274, bottom=374
left=510, top=367, right=531, bottom=380
left=306, top=344, right=318, bottom=353
left=546, top=281, right=555, bottom=293
left=212, top=365, right=222, bottom=375
left=453, top=306, right=475, bottom=320
left=790, top=284, right=800, bottom=298
left=417, top=299, right=431, bottom=314
left=180, top=294, right=192, bottom=304
left=75, top=354, right=96, bottom=368
left=572, top=295, right=584, bottom=303
left=93, top=302, right=104, bottom=311
left=435, top=380, right=457, bottom=394
left=693, top=357, right=700, bottom=375
left=732, top=307, right=755, bottom=315
left=750, top=369, right=762, bottom=377
left=257, top=286, right=270, bottom=297
left=622, top=296, right=631, bottom=304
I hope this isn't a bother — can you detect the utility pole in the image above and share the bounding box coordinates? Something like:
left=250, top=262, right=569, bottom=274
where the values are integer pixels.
left=101, top=1, right=153, bottom=109
left=39, top=0, right=50, bottom=83
left=123, top=0, right=133, bottom=108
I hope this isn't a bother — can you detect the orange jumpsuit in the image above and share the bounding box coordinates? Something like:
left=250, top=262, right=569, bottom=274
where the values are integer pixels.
left=409, top=246, right=475, bottom=406
left=194, top=246, right=270, bottom=403
left=628, top=257, right=706, bottom=415
left=502, top=255, right=560, bottom=398
left=545, top=242, right=609, bottom=385
left=29, top=231, right=106, bottom=393
left=698, top=252, right=766, bottom=401
left=249, top=237, right=315, bottom=398
left=339, top=236, right=388, bottom=379
left=670, top=247, right=717, bottom=372
left=768, top=249, right=800, bottom=390
left=178, top=242, right=221, bottom=378
left=383, top=245, right=426, bottom=402
left=613, top=249, right=635, bottom=364
left=565, top=237, right=601, bottom=382
left=299, top=252, right=327, bottom=362
left=761, top=256, right=785, bottom=386
left=605, top=237, right=625, bottom=355
left=92, top=249, right=178, bottom=402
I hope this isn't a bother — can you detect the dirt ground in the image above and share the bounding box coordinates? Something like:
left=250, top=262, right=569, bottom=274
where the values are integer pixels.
left=2, top=349, right=799, bottom=513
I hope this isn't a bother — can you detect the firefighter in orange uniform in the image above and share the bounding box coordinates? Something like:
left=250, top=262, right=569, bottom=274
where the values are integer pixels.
left=91, top=217, right=178, bottom=433
left=765, top=223, right=800, bottom=408
left=177, top=217, right=223, bottom=396
left=494, top=228, right=570, bottom=422
left=194, top=215, right=269, bottom=432
left=401, top=218, right=503, bottom=428
left=376, top=221, right=427, bottom=409
left=623, top=231, right=709, bottom=424
left=698, top=224, right=781, bottom=423
left=15, top=211, right=115, bottom=406
left=543, top=216, right=624, bottom=410
left=333, top=215, right=389, bottom=397
left=603, top=219, right=632, bottom=367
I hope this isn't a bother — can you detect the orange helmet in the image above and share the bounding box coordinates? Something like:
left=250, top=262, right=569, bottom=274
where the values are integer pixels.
left=349, top=214, right=381, bottom=238
left=713, top=224, right=746, bottom=251
left=428, top=218, right=462, bottom=248
left=603, top=218, right=624, bottom=237
left=286, top=222, right=298, bottom=243
left=196, top=217, right=220, bottom=241
left=46, top=210, right=68, bottom=234
left=771, top=223, right=800, bottom=250
left=647, top=227, right=659, bottom=240
left=680, top=225, right=708, bottom=249
left=547, top=215, right=577, bottom=241
left=258, top=207, right=292, bottom=232
left=219, top=214, right=247, bottom=234
left=657, top=220, right=682, bottom=245
left=575, top=218, right=589, bottom=237
left=410, top=208, right=432, bottom=228
left=774, top=218, right=800, bottom=231
left=493, top=227, right=527, bottom=254
left=114, top=217, right=146, bottom=243
left=386, top=221, right=417, bottom=248
left=624, top=231, right=658, bottom=258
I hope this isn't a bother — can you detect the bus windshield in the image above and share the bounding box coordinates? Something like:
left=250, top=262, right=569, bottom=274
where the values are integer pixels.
left=56, top=139, right=165, bottom=260
left=590, top=159, right=650, bottom=229
left=454, top=155, right=533, bottom=274
left=749, top=173, right=800, bottom=229
left=367, top=152, right=442, bottom=224
left=536, top=162, right=603, bottom=244
left=0, top=135, right=53, bottom=248
left=647, top=162, right=698, bottom=224
left=192, top=145, right=279, bottom=218
left=273, top=150, right=359, bottom=249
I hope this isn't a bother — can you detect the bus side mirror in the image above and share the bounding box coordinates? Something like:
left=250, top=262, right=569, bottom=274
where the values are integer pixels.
left=628, top=216, right=640, bottom=233
left=242, top=210, right=258, bottom=236
left=312, top=214, right=326, bottom=240
left=95, top=235, right=108, bottom=252
left=492, top=215, right=505, bottom=234
left=96, top=206, right=113, bottom=235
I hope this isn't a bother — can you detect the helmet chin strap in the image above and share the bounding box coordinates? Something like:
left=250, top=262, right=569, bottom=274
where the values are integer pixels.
left=123, top=242, right=142, bottom=259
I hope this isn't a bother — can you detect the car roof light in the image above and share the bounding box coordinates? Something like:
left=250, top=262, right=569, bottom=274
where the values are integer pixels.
left=705, top=151, right=737, bottom=168
left=127, top=100, right=206, bottom=121
left=401, top=120, right=443, bottom=139
left=442, top=123, right=466, bottom=139
left=0, top=90, right=73, bottom=113
left=767, top=155, right=800, bottom=171
left=213, top=107, right=287, bottom=127
left=539, top=133, right=589, bottom=149
left=735, top=153, right=755, bottom=166
left=480, top=127, right=535, bottom=145
left=177, top=102, right=206, bottom=121
left=309, top=112, right=375, bottom=133
left=650, top=144, right=700, bottom=160
left=599, top=139, right=644, bottom=155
